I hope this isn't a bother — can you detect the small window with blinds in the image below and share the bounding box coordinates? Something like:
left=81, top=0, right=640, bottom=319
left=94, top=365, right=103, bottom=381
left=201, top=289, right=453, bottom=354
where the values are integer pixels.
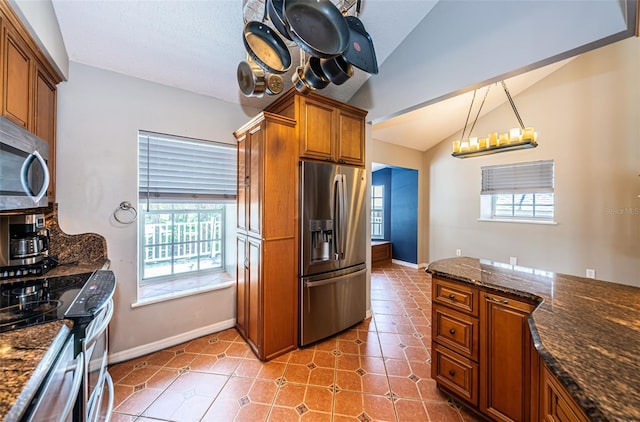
left=480, top=160, right=555, bottom=223
left=137, top=131, right=237, bottom=302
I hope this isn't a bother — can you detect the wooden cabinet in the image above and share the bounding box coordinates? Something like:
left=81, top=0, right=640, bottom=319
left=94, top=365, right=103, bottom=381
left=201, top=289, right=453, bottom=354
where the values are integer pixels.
left=34, top=65, right=57, bottom=200
left=234, top=112, right=298, bottom=361
left=0, top=1, right=63, bottom=204
left=235, top=235, right=247, bottom=339
left=2, top=22, right=32, bottom=129
left=371, top=241, right=391, bottom=264
left=265, top=88, right=367, bottom=167
left=540, top=365, right=589, bottom=422
left=432, top=276, right=480, bottom=406
left=432, top=276, right=537, bottom=421
left=480, top=291, right=535, bottom=422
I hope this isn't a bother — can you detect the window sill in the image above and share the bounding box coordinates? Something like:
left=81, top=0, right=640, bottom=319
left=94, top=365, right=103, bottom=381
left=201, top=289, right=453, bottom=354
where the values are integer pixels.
left=132, top=276, right=235, bottom=308
left=477, top=218, right=558, bottom=225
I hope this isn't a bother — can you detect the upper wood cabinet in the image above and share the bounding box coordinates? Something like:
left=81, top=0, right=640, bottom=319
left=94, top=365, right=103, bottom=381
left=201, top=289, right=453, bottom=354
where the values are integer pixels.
left=2, top=22, right=32, bottom=129
left=265, top=89, right=367, bottom=167
left=0, top=1, right=63, bottom=204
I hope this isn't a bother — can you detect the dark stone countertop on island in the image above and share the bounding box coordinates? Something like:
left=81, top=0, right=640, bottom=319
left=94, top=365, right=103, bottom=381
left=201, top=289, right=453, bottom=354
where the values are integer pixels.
left=0, top=321, right=72, bottom=421
left=427, top=257, right=640, bottom=422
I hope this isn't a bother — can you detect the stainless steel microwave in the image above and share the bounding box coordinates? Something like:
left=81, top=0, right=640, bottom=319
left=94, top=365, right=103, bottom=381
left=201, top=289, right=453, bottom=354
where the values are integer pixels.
left=0, top=116, right=50, bottom=211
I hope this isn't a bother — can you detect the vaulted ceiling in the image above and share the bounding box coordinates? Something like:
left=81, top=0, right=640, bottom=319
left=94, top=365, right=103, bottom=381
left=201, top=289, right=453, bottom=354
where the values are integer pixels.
left=44, top=0, right=637, bottom=152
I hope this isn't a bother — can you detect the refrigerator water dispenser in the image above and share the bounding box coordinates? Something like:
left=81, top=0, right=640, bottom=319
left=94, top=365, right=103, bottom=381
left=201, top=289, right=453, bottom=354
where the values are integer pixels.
left=309, top=219, right=333, bottom=262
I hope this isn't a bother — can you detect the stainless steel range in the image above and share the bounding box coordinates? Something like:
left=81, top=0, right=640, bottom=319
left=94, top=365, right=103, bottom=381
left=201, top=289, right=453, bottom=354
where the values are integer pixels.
left=0, top=270, right=116, bottom=422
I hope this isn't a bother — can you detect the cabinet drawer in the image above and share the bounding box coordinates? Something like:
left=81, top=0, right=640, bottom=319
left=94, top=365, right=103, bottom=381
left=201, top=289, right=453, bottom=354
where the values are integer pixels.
left=433, top=277, right=479, bottom=316
left=433, top=344, right=478, bottom=406
left=434, top=305, right=479, bottom=360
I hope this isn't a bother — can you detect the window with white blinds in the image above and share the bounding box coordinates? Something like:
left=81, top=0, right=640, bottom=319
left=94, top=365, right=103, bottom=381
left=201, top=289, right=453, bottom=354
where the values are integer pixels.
left=480, top=160, right=555, bottom=222
left=139, top=131, right=237, bottom=203
left=136, top=131, right=237, bottom=302
left=481, top=160, right=554, bottom=195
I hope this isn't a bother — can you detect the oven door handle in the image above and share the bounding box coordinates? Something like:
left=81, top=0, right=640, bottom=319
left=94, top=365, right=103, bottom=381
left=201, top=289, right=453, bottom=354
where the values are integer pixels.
left=103, top=371, right=115, bottom=422
left=60, top=351, right=84, bottom=422
left=85, top=298, right=114, bottom=347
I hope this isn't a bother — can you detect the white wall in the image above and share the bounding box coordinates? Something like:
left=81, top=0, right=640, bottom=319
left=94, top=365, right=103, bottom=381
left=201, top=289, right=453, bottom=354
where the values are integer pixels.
left=56, top=62, right=260, bottom=357
left=424, top=37, right=640, bottom=286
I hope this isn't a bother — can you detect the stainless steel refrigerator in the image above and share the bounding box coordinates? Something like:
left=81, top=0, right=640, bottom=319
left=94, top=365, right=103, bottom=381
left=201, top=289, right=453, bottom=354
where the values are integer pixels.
left=299, top=161, right=367, bottom=346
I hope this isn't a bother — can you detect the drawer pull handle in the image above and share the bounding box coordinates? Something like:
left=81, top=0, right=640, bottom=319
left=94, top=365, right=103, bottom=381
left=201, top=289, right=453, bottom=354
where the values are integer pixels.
left=449, top=370, right=456, bottom=377
left=449, top=328, right=456, bottom=335
left=484, top=294, right=509, bottom=305
left=448, top=293, right=455, bottom=300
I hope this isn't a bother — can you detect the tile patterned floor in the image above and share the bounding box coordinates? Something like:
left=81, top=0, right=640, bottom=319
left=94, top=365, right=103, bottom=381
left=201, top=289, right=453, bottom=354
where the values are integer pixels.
left=107, top=263, right=482, bottom=421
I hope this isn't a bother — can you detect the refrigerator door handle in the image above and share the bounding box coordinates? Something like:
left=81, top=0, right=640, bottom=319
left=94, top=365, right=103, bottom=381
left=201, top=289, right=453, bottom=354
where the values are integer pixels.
left=304, top=268, right=367, bottom=289
left=333, top=174, right=347, bottom=261
left=304, top=268, right=367, bottom=313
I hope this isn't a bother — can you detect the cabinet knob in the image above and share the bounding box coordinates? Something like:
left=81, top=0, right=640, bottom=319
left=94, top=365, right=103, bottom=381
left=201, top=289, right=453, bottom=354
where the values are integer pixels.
left=448, top=293, right=455, bottom=300
left=449, top=328, right=456, bottom=335
left=449, top=370, right=456, bottom=377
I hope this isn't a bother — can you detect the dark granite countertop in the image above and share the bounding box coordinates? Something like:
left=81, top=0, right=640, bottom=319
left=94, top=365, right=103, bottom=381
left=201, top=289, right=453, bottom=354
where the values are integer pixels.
left=427, top=257, right=640, bottom=422
left=0, top=321, right=72, bottom=421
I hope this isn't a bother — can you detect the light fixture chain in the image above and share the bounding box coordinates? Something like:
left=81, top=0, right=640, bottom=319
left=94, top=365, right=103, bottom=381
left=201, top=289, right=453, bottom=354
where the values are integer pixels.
left=501, top=80, right=525, bottom=130
left=468, top=84, right=491, bottom=137
left=461, top=89, right=477, bottom=141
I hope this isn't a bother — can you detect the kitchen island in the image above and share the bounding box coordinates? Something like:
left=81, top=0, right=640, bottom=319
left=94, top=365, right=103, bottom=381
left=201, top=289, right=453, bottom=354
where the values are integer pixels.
left=427, top=257, right=640, bottom=422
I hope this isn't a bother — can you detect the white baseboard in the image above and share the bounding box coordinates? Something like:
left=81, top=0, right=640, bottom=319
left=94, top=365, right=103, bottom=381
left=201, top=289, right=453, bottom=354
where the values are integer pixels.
left=418, top=262, right=428, bottom=269
left=108, top=318, right=236, bottom=365
left=391, top=259, right=419, bottom=269
left=366, top=309, right=372, bottom=319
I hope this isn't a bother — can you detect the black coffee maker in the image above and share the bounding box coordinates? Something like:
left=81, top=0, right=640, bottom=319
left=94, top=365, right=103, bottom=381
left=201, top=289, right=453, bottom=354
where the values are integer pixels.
left=0, top=213, right=54, bottom=278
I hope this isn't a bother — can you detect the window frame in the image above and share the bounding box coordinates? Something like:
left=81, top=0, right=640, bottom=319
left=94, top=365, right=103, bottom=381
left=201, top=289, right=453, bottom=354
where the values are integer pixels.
left=371, top=184, right=385, bottom=239
left=136, top=130, right=237, bottom=303
left=479, top=160, right=556, bottom=224
left=138, top=202, right=226, bottom=284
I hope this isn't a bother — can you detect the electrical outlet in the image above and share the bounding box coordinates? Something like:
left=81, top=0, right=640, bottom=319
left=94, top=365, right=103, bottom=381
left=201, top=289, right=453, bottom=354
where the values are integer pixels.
left=586, top=269, right=596, bottom=279
left=456, top=249, right=461, bottom=256
left=509, top=256, right=517, bottom=266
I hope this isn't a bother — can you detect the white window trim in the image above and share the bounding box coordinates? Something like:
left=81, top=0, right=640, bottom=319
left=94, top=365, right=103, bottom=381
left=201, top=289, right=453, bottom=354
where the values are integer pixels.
left=480, top=161, right=556, bottom=224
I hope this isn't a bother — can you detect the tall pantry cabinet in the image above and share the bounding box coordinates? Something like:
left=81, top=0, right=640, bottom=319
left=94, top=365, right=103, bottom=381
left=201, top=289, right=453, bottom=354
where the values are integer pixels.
left=234, top=112, right=298, bottom=361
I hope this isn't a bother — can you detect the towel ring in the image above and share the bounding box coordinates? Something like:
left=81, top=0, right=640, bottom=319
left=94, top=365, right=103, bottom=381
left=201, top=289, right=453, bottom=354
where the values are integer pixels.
left=114, top=201, right=137, bottom=224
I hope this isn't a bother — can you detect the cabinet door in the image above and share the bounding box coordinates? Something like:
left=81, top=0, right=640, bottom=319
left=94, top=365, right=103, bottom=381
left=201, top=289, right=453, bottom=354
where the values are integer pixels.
left=237, top=135, right=248, bottom=232
left=540, top=365, right=589, bottom=422
left=299, top=97, right=334, bottom=161
left=34, top=65, right=56, bottom=201
left=248, top=125, right=263, bottom=237
left=337, top=108, right=364, bottom=166
left=236, top=235, right=248, bottom=338
left=2, top=23, right=32, bottom=129
left=480, top=292, right=535, bottom=422
left=247, top=236, right=262, bottom=357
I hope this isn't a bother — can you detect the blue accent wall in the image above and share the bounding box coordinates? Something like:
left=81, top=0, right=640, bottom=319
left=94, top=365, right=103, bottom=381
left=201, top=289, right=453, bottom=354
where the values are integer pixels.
left=371, top=166, right=418, bottom=264
left=390, top=168, right=418, bottom=264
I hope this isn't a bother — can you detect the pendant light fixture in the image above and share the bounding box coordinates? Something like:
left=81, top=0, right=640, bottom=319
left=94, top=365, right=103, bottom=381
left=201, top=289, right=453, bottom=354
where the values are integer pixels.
left=452, top=80, right=538, bottom=158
